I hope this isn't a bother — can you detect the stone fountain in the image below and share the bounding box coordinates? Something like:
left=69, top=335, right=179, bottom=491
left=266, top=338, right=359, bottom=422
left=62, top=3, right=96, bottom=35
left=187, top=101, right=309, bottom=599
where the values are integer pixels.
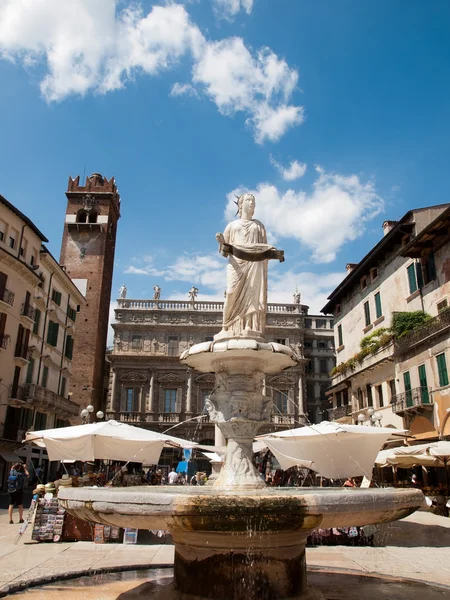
left=59, top=193, right=423, bottom=599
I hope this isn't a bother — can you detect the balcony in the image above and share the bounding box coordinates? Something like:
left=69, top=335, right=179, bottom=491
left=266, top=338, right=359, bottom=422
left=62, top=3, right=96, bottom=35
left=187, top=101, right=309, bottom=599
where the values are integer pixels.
left=328, top=405, right=352, bottom=420
left=21, top=384, right=80, bottom=418
left=271, top=415, right=295, bottom=425
left=158, top=413, right=180, bottom=424
left=0, top=333, right=10, bottom=350
left=394, top=309, right=450, bottom=355
left=21, top=303, right=36, bottom=322
left=14, top=346, right=32, bottom=366
left=119, top=412, right=145, bottom=423
left=0, top=288, right=14, bottom=307
left=9, top=384, right=29, bottom=403
left=391, top=387, right=434, bottom=415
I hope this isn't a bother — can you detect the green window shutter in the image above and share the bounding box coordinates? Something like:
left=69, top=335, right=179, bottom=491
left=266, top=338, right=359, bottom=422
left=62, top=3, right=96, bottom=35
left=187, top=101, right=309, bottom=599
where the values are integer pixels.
left=52, top=323, right=59, bottom=347
left=437, top=353, right=449, bottom=387
left=364, top=302, right=371, bottom=326
left=403, top=371, right=412, bottom=407
left=26, top=358, right=34, bottom=384
left=418, top=364, right=429, bottom=404
left=65, top=335, right=73, bottom=359
left=415, top=263, right=423, bottom=289
left=33, top=309, right=41, bottom=335
left=407, top=264, right=417, bottom=294
left=42, top=366, right=49, bottom=387
left=46, top=321, right=54, bottom=344
left=374, top=292, right=382, bottom=319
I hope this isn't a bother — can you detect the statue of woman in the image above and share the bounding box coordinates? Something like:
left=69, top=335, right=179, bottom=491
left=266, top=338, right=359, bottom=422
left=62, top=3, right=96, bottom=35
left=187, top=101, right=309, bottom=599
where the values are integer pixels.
left=215, top=193, right=283, bottom=340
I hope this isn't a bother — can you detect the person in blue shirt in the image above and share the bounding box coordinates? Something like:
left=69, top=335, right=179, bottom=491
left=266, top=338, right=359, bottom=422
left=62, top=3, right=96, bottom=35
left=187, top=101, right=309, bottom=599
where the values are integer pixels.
left=8, top=462, right=29, bottom=524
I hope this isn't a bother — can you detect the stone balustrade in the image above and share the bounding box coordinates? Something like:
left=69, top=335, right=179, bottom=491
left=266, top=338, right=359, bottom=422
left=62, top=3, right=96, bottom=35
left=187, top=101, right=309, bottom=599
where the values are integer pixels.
left=394, top=308, right=450, bottom=355
left=117, top=298, right=305, bottom=314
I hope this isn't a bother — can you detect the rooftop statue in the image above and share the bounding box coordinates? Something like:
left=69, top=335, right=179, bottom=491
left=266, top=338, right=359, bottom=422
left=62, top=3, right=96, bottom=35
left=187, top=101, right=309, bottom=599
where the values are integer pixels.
left=215, top=193, right=284, bottom=340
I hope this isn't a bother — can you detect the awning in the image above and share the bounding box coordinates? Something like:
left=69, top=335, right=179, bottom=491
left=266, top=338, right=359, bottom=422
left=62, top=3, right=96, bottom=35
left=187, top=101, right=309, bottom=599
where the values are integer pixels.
left=0, top=451, right=21, bottom=463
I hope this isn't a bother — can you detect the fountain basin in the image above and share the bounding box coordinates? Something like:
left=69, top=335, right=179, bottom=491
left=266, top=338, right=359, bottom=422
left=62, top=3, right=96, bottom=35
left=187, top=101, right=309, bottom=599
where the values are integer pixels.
left=180, top=339, right=299, bottom=374
left=58, top=486, right=423, bottom=600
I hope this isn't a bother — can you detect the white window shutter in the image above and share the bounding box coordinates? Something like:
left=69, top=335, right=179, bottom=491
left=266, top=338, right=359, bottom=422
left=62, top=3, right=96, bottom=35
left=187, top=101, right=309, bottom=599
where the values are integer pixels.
left=159, top=387, right=165, bottom=412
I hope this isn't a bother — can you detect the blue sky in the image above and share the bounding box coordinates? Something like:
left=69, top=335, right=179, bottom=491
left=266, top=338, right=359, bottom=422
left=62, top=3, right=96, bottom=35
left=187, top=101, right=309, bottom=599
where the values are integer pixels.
left=1, top=0, right=449, bottom=322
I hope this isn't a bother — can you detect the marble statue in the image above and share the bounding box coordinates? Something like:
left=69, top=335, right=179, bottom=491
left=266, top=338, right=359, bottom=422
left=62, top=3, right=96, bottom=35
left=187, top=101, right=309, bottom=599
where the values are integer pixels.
left=119, top=284, right=127, bottom=299
left=293, top=288, right=301, bottom=304
left=153, top=285, right=161, bottom=300
left=215, top=193, right=284, bottom=339
left=188, top=286, right=198, bottom=302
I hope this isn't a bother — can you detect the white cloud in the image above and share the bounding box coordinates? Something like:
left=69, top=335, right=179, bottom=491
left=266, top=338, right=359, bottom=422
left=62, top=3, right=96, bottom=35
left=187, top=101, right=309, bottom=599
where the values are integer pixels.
left=170, top=82, right=199, bottom=97
left=213, top=0, right=254, bottom=18
left=0, top=1, right=303, bottom=143
left=124, top=252, right=226, bottom=293
left=226, top=167, right=384, bottom=263
left=124, top=255, right=165, bottom=276
left=269, top=270, right=345, bottom=314
left=123, top=251, right=343, bottom=314
left=270, top=155, right=307, bottom=181
left=193, top=38, right=303, bottom=143
left=0, top=2, right=204, bottom=101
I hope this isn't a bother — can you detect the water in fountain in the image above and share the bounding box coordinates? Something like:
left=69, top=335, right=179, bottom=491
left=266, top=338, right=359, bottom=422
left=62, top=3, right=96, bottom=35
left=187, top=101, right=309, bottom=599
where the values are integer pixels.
left=58, top=193, right=424, bottom=599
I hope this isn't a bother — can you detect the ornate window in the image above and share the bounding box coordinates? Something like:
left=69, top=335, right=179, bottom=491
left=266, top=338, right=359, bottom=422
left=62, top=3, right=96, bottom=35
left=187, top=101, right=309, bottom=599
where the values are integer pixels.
left=164, top=389, right=177, bottom=413
left=274, top=389, right=288, bottom=414
left=125, top=387, right=140, bottom=412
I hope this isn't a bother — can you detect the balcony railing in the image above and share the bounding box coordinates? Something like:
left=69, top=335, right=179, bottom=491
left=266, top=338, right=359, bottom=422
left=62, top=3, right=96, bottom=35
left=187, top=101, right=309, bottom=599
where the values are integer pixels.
left=0, top=333, right=10, bottom=350
left=21, top=384, right=80, bottom=418
left=1, top=288, right=15, bottom=306
left=21, top=303, right=36, bottom=321
left=271, top=415, right=295, bottom=425
left=391, top=387, right=433, bottom=414
left=328, top=405, right=352, bottom=420
left=9, top=384, right=29, bottom=401
left=394, top=309, right=450, bottom=355
left=119, top=412, right=145, bottom=423
left=117, top=298, right=304, bottom=314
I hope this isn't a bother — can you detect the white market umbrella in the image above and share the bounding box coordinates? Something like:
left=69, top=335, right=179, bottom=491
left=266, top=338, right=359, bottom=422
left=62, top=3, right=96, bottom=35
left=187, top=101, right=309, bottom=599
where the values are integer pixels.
left=25, top=419, right=196, bottom=464
left=383, top=442, right=448, bottom=468
left=259, top=421, right=402, bottom=479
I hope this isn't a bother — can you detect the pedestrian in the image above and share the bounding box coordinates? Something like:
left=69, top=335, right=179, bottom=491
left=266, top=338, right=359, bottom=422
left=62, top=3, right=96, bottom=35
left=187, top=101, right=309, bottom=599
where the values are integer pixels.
left=8, top=462, right=29, bottom=524
left=168, top=468, right=178, bottom=485
left=190, top=474, right=198, bottom=486
left=343, top=478, right=356, bottom=488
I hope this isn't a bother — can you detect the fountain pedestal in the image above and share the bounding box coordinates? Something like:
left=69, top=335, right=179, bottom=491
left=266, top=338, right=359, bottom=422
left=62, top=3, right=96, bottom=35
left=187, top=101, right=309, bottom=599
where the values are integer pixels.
left=180, top=338, right=299, bottom=489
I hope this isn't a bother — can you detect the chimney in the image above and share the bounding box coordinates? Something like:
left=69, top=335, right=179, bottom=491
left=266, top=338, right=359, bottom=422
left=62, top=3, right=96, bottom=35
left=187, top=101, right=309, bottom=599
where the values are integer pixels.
left=382, top=220, right=397, bottom=236
left=346, top=263, right=358, bottom=274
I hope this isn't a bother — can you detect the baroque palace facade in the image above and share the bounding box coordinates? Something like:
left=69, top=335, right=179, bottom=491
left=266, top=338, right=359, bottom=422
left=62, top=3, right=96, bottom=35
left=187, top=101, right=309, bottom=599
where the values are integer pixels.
left=106, top=294, right=335, bottom=446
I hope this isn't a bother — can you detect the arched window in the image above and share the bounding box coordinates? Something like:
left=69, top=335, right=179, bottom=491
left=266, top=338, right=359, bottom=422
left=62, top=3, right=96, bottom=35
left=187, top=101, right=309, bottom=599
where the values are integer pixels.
left=88, top=211, right=98, bottom=224
left=77, top=210, right=87, bottom=223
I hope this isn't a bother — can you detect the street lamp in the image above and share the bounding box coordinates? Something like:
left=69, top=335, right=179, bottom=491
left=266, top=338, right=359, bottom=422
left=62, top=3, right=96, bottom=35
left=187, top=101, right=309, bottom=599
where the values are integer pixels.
left=96, top=411, right=104, bottom=420
left=81, top=404, right=95, bottom=424
left=358, top=409, right=383, bottom=426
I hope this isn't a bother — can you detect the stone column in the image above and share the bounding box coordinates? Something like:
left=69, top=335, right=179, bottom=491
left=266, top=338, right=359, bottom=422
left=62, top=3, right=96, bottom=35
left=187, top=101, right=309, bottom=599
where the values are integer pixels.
left=148, top=373, right=155, bottom=412
left=298, top=374, right=306, bottom=419
left=185, top=368, right=193, bottom=414
left=107, top=369, right=117, bottom=417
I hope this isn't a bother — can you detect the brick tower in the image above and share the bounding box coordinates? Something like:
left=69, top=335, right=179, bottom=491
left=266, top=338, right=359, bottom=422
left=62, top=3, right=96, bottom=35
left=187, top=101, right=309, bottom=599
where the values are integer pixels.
left=60, top=173, right=121, bottom=413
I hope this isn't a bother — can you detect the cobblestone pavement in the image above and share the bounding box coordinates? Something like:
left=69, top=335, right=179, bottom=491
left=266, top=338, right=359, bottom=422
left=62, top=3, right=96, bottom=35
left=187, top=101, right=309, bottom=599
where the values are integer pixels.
left=0, top=508, right=449, bottom=596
